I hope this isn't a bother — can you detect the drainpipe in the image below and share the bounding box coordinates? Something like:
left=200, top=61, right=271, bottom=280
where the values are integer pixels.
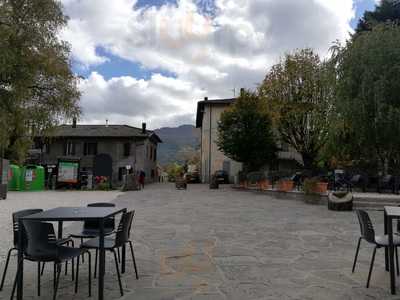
left=209, top=102, right=212, bottom=183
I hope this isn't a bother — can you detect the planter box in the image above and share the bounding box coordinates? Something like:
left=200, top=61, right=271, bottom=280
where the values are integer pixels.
left=315, top=182, right=328, bottom=194
left=239, top=181, right=248, bottom=189
left=278, top=180, right=294, bottom=192
left=258, top=179, right=271, bottom=191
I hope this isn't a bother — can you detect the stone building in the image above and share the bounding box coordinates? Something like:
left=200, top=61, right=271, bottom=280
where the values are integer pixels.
left=35, top=121, right=162, bottom=184
left=195, top=95, right=302, bottom=183
left=196, top=97, right=242, bottom=183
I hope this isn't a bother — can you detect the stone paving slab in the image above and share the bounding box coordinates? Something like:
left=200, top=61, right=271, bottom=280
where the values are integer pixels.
left=1, top=185, right=400, bottom=299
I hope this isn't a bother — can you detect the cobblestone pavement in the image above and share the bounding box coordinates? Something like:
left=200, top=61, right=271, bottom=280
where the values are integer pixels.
left=0, top=184, right=399, bottom=299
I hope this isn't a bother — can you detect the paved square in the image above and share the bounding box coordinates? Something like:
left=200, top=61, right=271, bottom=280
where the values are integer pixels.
left=0, top=184, right=399, bottom=299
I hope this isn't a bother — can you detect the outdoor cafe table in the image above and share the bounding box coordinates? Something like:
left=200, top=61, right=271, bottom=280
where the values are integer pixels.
left=16, top=206, right=127, bottom=300
left=383, top=206, right=400, bottom=295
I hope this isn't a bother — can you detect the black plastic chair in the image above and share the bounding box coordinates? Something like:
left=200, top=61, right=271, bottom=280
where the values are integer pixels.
left=0, top=209, right=73, bottom=295
left=0, top=209, right=43, bottom=293
left=81, top=210, right=138, bottom=296
left=70, top=202, right=116, bottom=240
left=70, top=202, right=116, bottom=263
left=11, top=220, right=91, bottom=300
left=378, top=175, right=396, bottom=194
left=352, top=210, right=400, bottom=288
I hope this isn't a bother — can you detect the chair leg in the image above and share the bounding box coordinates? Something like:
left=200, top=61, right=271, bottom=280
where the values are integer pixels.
left=53, top=264, right=61, bottom=300
left=367, top=246, right=377, bottom=288
left=94, top=249, right=98, bottom=279
left=117, top=248, right=121, bottom=263
left=81, top=238, right=85, bottom=263
left=71, top=257, right=75, bottom=281
left=112, top=249, right=124, bottom=296
left=75, top=255, right=80, bottom=294
left=41, top=262, right=45, bottom=276
left=0, top=247, right=16, bottom=291
left=352, top=237, right=362, bottom=273
left=10, top=260, right=21, bottom=300
left=128, top=241, right=139, bottom=279
left=37, top=262, right=41, bottom=297
left=396, top=247, right=399, bottom=276
left=86, top=251, right=92, bottom=297
left=53, top=263, right=56, bottom=289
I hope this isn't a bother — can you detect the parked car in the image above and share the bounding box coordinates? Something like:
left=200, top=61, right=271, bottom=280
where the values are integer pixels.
left=185, top=172, right=200, bottom=183
left=214, top=170, right=229, bottom=184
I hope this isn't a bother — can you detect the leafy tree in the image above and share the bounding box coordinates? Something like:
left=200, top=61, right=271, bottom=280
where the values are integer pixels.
left=333, top=24, right=400, bottom=173
left=0, top=0, right=80, bottom=163
left=165, top=163, right=185, bottom=181
left=259, top=49, right=334, bottom=171
left=217, top=90, right=278, bottom=172
left=356, top=0, right=400, bottom=33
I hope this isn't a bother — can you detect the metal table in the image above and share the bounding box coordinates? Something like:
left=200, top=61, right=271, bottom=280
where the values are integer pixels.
left=16, top=206, right=127, bottom=300
left=384, top=206, right=400, bottom=294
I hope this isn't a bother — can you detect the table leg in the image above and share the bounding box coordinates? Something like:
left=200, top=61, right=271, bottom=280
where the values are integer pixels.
left=388, top=217, right=396, bottom=294
left=99, top=219, right=105, bottom=300
left=16, top=219, right=23, bottom=300
left=385, top=212, right=389, bottom=271
left=58, top=221, right=63, bottom=239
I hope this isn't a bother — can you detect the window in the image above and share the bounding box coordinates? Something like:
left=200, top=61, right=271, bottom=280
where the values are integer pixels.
left=123, top=142, right=131, bottom=157
left=153, top=148, right=157, bottom=161
left=84, top=142, right=97, bottom=155
left=118, top=167, right=126, bottom=181
left=43, top=143, right=50, bottom=154
left=64, top=141, right=76, bottom=156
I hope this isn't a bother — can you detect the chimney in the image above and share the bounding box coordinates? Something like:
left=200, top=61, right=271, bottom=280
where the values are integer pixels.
left=72, top=117, right=77, bottom=128
left=105, top=119, right=109, bottom=127
left=142, top=122, right=146, bottom=134
left=204, top=97, right=208, bottom=101
left=240, top=88, right=245, bottom=97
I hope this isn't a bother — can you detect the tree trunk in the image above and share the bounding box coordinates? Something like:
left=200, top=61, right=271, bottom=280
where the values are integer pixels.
left=301, top=152, right=317, bottom=173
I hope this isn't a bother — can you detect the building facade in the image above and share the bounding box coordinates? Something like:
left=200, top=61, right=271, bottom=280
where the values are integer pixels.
left=195, top=96, right=303, bottom=183
left=196, top=98, right=242, bottom=183
left=35, top=122, right=161, bottom=185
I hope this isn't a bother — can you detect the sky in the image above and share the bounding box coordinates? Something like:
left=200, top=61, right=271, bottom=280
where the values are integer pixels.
left=60, top=0, right=379, bottom=129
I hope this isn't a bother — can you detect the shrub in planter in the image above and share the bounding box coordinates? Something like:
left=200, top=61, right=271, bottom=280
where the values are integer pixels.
left=278, top=179, right=294, bottom=192
left=259, top=179, right=271, bottom=190
left=303, top=178, right=328, bottom=194
left=95, top=176, right=111, bottom=191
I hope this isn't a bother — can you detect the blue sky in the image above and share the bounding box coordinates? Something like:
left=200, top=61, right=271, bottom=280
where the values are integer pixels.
left=61, top=0, right=380, bottom=128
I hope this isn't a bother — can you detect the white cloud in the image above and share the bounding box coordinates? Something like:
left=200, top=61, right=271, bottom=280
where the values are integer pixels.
left=61, top=0, right=356, bottom=129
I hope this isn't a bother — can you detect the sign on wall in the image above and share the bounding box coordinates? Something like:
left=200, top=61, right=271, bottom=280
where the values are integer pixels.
left=58, top=161, right=79, bottom=183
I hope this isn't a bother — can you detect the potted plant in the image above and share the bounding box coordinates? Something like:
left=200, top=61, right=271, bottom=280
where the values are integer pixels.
left=259, top=178, right=271, bottom=190
left=278, top=178, right=294, bottom=192
left=302, top=178, right=323, bottom=204
left=315, top=181, right=329, bottom=194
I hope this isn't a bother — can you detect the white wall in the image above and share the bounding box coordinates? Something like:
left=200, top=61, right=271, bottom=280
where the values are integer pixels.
left=200, top=104, right=242, bottom=183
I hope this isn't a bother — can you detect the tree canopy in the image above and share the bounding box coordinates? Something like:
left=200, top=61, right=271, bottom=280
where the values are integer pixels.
left=0, top=0, right=80, bottom=163
left=332, top=23, right=400, bottom=173
left=356, top=0, right=400, bottom=33
left=259, top=49, right=334, bottom=171
left=217, top=90, right=278, bottom=172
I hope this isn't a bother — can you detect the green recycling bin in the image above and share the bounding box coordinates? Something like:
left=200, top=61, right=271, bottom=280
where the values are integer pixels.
left=8, top=164, right=22, bottom=191
left=21, top=165, right=45, bottom=191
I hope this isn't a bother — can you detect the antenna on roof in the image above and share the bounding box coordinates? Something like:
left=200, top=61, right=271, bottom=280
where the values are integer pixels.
left=232, top=87, right=236, bottom=97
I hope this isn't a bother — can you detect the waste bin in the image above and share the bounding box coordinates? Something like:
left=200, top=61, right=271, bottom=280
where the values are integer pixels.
left=21, top=165, right=45, bottom=191
left=0, top=159, right=9, bottom=199
left=8, top=164, right=22, bottom=191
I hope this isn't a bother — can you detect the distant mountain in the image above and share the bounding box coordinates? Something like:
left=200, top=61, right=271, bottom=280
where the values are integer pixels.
left=154, top=125, right=200, bottom=166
